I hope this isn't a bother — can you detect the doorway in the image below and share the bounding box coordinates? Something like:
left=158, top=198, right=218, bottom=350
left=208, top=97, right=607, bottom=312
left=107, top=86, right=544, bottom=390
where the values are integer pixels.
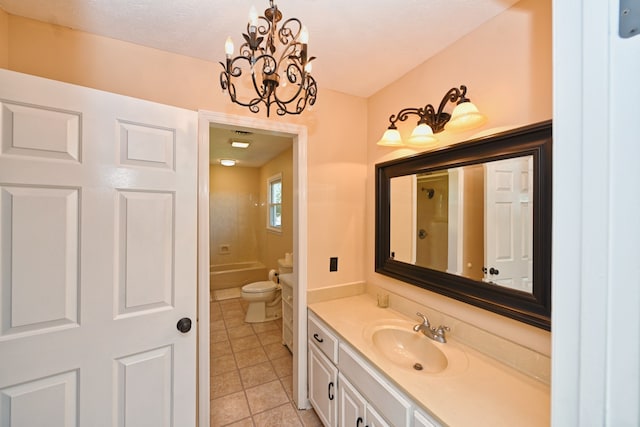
left=197, top=111, right=309, bottom=426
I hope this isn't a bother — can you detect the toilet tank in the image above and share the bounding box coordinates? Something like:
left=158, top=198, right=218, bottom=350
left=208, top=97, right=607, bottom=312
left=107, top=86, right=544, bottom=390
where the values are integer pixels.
left=277, top=258, right=293, bottom=274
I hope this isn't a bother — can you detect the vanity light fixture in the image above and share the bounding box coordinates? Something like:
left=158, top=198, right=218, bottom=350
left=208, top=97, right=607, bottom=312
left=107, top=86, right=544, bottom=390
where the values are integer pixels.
left=219, top=159, right=236, bottom=167
left=377, top=85, right=487, bottom=147
left=220, top=0, right=317, bottom=117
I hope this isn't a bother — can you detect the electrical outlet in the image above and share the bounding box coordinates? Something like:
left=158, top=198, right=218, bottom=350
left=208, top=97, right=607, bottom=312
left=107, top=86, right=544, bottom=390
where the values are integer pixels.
left=329, top=257, right=338, bottom=272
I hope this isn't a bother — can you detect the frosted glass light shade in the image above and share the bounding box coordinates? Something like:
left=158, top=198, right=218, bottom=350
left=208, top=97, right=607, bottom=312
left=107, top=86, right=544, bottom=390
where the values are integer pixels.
left=407, top=123, right=438, bottom=147
left=220, top=159, right=236, bottom=166
left=444, top=101, right=487, bottom=131
left=376, top=128, right=403, bottom=147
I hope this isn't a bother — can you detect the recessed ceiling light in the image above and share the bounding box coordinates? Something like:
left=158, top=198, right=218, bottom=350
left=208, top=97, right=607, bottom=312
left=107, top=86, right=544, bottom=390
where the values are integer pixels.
left=220, top=159, right=236, bottom=166
left=231, top=140, right=251, bottom=149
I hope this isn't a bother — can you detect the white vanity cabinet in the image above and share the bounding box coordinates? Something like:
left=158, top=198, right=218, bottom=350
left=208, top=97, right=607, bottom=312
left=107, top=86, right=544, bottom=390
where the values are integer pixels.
left=339, top=373, right=390, bottom=427
left=280, top=275, right=294, bottom=352
left=413, top=410, right=440, bottom=427
left=308, top=310, right=438, bottom=427
left=309, top=344, right=338, bottom=427
left=308, top=312, right=339, bottom=427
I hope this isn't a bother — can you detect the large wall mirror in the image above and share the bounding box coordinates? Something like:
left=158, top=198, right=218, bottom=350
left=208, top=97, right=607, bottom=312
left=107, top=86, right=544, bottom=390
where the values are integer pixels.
left=375, top=121, right=551, bottom=329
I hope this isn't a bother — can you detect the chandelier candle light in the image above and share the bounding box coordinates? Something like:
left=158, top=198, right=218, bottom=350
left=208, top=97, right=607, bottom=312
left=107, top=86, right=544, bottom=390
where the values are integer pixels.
left=377, top=85, right=487, bottom=147
left=220, top=0, right=317, bottom=117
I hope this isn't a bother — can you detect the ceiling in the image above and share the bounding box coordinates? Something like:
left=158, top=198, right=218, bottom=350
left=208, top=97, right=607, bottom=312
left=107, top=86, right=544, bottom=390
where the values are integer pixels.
left=210, top=127, right=292, bottom=168
left=0, top=0, right=519, bottom=98
left=0, top=0, right=519, bottom=165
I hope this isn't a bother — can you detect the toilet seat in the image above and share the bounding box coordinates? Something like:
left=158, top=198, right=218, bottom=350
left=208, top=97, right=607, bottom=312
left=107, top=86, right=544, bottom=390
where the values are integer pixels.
left=242, top=281, right=277, bottom=293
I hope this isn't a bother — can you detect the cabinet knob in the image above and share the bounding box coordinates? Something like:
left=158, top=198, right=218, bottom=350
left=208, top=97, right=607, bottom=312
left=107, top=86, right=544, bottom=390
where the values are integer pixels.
left=313, top=333, right=324, bottom=343
left=328, top=382, right=334, bottom=400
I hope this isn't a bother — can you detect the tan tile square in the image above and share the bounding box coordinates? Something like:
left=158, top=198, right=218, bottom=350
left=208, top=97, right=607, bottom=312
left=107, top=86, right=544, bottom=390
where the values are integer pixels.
left=253, top=403, right=302, bottom=427
left=210, top=391, right=250, bottom=427
left=271, top=356, right=292, bottom=378
left=211, top=369, right=243, bottom=399
left=240, top=361, right=277, bottom=388
left=245, top=380, right=289, bottom=414
left=211, top=340, right=232, bottom=358
left=223, top=309, right=246, bottom=320
left=231, top=335, right=262, bottom=353
left=228, top=324, right=257, bottom=340
left=298, top=408, right=323, bottom=427
left=211, top=303, right=222, bottom=317
left=211, top=310, right=224, bottom=322
left=258, top=330, right=282, bottom=346
left=264, top=342, right=291, bottom=360
left=210, top=329, right=228, bottom=343
left=280, top=375, right=293, bottom=401
left=225, top=418, right=254, bottom=427
left=225, top=316, right=247, bottom=329
left=211, top=319, right=226, bottom=331
left=235, top=347, right=268, bottom=369
left=220, top=299, right=243, bottom=309
left=211, top=354, right=237, bottom=376
left=252, top=321, right=278, bottom=334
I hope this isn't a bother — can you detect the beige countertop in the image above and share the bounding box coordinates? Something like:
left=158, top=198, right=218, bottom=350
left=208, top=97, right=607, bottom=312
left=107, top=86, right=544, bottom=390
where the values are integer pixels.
left=308, top=294, right=550, bottom=427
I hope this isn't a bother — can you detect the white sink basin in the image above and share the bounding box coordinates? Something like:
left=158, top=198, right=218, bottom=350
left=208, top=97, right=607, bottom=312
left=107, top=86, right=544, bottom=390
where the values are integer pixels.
left=363, top=319, right=468, bottom=375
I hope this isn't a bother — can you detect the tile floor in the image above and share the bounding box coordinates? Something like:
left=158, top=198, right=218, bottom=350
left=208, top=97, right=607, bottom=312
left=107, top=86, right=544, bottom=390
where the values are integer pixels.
left=210, top=297, right=323, bottom=427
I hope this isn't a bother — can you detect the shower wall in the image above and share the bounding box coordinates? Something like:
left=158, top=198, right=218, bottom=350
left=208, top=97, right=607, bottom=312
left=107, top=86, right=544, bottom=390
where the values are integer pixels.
left=209, top=165, right=261, bottom=266
left=209, top=147, right=293, bottom=271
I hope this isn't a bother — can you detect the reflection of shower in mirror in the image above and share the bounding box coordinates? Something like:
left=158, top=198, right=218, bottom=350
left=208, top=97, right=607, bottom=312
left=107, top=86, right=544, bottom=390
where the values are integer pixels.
left=421, top=187, right=435, bottom=199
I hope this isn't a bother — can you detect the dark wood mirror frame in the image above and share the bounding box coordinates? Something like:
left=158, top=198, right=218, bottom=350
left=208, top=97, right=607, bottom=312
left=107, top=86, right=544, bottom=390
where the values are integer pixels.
left=375, top=121, right=552, bottom=330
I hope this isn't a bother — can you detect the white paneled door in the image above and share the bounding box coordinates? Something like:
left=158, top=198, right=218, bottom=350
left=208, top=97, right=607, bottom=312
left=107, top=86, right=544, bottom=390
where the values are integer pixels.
left=0, top=70, right=198, bottom=426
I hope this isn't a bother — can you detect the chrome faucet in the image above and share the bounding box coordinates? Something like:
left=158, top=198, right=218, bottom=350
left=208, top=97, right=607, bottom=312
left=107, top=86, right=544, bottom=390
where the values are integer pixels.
left=412, top=312, right=450, bottom=343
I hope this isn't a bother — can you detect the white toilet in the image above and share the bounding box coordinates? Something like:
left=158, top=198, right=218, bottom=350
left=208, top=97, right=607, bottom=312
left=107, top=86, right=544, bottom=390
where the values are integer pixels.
left=241, top=257, right=293, bottom=323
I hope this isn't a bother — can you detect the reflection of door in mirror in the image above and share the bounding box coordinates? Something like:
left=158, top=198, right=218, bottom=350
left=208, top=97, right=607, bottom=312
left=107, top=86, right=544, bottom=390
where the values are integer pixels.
left=390, top=175, right=417, bottom=263
left=484, top=156, right=534, bottom=292
left=461, top=165, right=484, bottom=281
left=416, top=172, right=448, bottom=270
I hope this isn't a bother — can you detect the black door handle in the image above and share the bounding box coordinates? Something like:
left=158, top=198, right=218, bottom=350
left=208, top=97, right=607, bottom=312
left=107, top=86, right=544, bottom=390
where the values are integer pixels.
left=489, top=267, right=500, bottom=275
left=313, top=333, right=324, bottom=343
left=176, top=317, right=192, bottom=333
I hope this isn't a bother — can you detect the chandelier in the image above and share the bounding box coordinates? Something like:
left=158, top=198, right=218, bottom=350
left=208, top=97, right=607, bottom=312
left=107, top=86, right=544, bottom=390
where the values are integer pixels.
left=220, top=0, right=318, bottom=117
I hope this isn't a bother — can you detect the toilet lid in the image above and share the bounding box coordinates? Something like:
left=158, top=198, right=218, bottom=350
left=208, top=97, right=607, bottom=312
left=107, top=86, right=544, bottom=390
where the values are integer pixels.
left=243, top=281, right=277, bottom=293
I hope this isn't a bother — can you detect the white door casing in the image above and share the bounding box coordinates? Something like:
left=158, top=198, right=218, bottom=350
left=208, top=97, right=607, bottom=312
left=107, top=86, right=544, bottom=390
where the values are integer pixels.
left=0, top=70, right=198, bottom=426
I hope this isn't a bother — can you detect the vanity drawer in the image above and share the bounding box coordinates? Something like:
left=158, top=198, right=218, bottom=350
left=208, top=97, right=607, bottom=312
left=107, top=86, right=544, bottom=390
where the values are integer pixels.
left=308, top=311, right=339, bottom=364
left=338, top=342, right=411, bottom=427
left=281, top=281, right=293, bottom=304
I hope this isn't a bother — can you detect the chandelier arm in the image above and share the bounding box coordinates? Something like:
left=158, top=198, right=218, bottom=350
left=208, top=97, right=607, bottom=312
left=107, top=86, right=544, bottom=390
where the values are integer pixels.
left=273, top=73, right=317, bottom=116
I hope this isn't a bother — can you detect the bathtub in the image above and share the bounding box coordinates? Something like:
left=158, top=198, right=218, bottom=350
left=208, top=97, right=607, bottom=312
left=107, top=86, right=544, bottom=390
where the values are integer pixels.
left=209, top=261, right=267, bottom=291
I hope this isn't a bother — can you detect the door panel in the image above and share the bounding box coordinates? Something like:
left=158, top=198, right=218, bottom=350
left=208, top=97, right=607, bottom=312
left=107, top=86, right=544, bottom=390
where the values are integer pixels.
left=0, top=69, right=197, bottom=426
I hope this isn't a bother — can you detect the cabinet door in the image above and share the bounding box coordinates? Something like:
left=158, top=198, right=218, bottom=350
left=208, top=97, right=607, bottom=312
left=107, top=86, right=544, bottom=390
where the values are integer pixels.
left=366, top=405, right=391, bottom=427
left=338, top=373, right=367, bottom=427
left=414, top=409, right=440, bottom=427
left=309, top=343, right=338, bottom=427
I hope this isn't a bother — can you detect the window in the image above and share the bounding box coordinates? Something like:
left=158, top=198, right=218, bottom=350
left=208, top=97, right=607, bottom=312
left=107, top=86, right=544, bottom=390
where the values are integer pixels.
left=267, top=173, right=282, bottom=232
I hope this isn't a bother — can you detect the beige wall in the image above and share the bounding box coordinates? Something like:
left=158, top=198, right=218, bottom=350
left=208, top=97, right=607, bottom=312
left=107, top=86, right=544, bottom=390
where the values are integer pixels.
left=259, top=148, right=294, bottom=271
left=1, top=12, right=368, bottom=291
left=366, top=0, right=552, bottom=353
left=2, top=0, right=552, bottom=349
left=0, top=8, right=7, bottom=68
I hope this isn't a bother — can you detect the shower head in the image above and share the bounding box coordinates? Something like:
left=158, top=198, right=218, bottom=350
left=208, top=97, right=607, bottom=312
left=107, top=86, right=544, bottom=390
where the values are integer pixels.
left=422, top=187, right=435, bottom=199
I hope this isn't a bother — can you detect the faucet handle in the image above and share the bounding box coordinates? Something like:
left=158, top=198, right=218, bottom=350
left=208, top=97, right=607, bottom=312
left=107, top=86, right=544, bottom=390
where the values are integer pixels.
left=416, top=312, right=430, bottom=326
left=435, top=325, right=450, bottom=340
